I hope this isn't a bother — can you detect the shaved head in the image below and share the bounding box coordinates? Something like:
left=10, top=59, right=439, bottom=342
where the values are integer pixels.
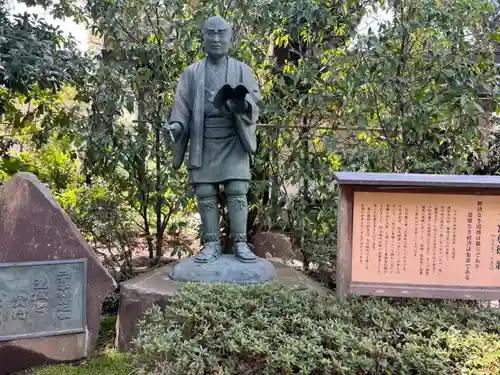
left=203, top=16, right=232, bottom=35
left=202, top=16, right=232, bottom=60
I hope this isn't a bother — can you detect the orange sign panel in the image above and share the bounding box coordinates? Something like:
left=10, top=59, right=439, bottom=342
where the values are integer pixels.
left=352, top=192, right=500, bottom=287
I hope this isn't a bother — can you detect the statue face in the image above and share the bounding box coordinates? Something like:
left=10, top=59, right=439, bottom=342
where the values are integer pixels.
left=203, top=16, right=232, bottom=59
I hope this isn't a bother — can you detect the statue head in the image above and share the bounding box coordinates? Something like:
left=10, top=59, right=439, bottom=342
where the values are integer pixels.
left=202, top=16, right=232, bottom=60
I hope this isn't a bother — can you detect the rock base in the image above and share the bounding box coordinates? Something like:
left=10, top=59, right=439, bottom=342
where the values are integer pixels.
left=116, top=261, right=330, bottom=351
left=169, top=254, right=276, bottom=284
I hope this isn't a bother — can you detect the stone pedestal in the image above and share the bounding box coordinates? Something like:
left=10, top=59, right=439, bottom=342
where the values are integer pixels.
left=169, top=254, right=276, bottom=284
left=115, top=261, right=330, bottom=351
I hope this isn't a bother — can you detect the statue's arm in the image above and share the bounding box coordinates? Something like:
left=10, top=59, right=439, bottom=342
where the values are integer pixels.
left=169, top=69, right=192, bottom=136
left=225, top=64, right=260, bottom=122
left=240, top=64, right=260, bottom=122
left=243, top=64, right=261, bottom=119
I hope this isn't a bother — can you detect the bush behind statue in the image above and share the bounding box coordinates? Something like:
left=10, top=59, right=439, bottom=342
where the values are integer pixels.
left=132, top=283, right=500, bottom=375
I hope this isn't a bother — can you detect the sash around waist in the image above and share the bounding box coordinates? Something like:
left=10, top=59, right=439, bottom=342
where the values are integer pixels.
left=203, top=116, right=234, bottom=128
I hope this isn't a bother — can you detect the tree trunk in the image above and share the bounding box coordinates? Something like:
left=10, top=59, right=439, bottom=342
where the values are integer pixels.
left=137, top=88, right=154, bottom=259
left=155, top=115, right=164, bottom=260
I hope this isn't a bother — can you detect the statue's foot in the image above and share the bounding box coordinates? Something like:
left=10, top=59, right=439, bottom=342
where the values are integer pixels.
left=234, top=242, right=257, bottom=263
left=194, top=242, right=221, bottom=263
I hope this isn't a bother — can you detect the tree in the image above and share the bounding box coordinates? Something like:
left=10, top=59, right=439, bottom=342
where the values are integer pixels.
left=80, top=0, right=201, bottom=260
left=223, top=0, right=370, bottom=261
left=0, top=4, right=88, bottom=184
left=339, top=0, right=499, bottom=174
left=79, top=0, right=498, bottom=274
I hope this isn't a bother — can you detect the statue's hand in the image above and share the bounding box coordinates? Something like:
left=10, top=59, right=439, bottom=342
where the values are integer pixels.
left=167, top=122, right=183, bottom=142
left=225, top=99, right=248, bottom=114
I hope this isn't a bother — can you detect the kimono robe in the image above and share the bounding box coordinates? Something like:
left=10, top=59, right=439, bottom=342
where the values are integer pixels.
left=169, top=57, right=260, bottom=184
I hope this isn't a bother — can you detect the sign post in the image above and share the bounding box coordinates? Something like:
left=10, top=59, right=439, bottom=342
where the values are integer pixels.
left=333, top=172, right=500, bottom=302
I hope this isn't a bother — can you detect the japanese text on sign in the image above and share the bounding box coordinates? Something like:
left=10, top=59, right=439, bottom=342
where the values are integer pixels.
left=351, top=192, right=500, bottom=287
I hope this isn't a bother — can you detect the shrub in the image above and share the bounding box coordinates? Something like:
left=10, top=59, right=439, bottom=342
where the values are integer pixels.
left=57, top=180, right=139, bottom=280
left=132, top=283, right=500, bottom=375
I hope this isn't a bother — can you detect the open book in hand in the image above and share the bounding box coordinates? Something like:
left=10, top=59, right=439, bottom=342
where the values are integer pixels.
left=211, top=84, right=264, bottom=111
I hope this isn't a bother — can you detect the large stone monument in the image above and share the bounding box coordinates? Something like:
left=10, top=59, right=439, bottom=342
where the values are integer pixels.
left=165, top=15, right=274, bottom=283
left=0, top=173, right=116, bottom=374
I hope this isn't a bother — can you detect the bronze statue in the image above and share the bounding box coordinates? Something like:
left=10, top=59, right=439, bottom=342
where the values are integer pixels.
left=166, top=16, right=260, bottom=264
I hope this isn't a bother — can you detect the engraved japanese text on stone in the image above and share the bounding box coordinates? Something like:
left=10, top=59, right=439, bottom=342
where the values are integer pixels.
left=0, top=259, right=86, bottom=341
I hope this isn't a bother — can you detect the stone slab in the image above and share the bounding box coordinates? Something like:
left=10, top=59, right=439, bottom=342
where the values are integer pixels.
left=116, top=261, right=331, bottom=351
left=168, top=255, right=276, bottom=284
left=0, top=173, right=116, bottom=374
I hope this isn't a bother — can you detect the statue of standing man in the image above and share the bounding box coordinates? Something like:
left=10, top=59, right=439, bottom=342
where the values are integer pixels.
left=166, top=16, right=260, bottom=264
